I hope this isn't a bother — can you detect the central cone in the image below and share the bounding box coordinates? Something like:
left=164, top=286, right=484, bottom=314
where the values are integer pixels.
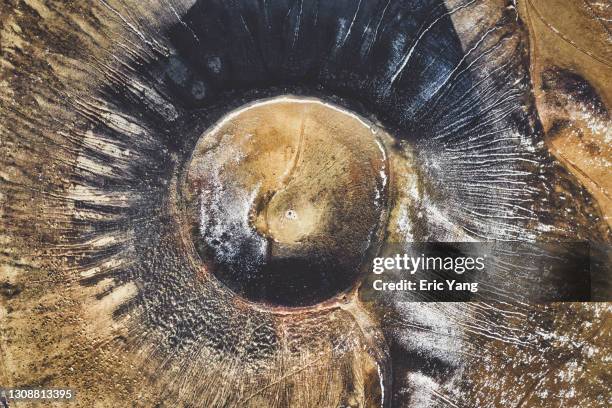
left=182, top=96, right=390, bottom=306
